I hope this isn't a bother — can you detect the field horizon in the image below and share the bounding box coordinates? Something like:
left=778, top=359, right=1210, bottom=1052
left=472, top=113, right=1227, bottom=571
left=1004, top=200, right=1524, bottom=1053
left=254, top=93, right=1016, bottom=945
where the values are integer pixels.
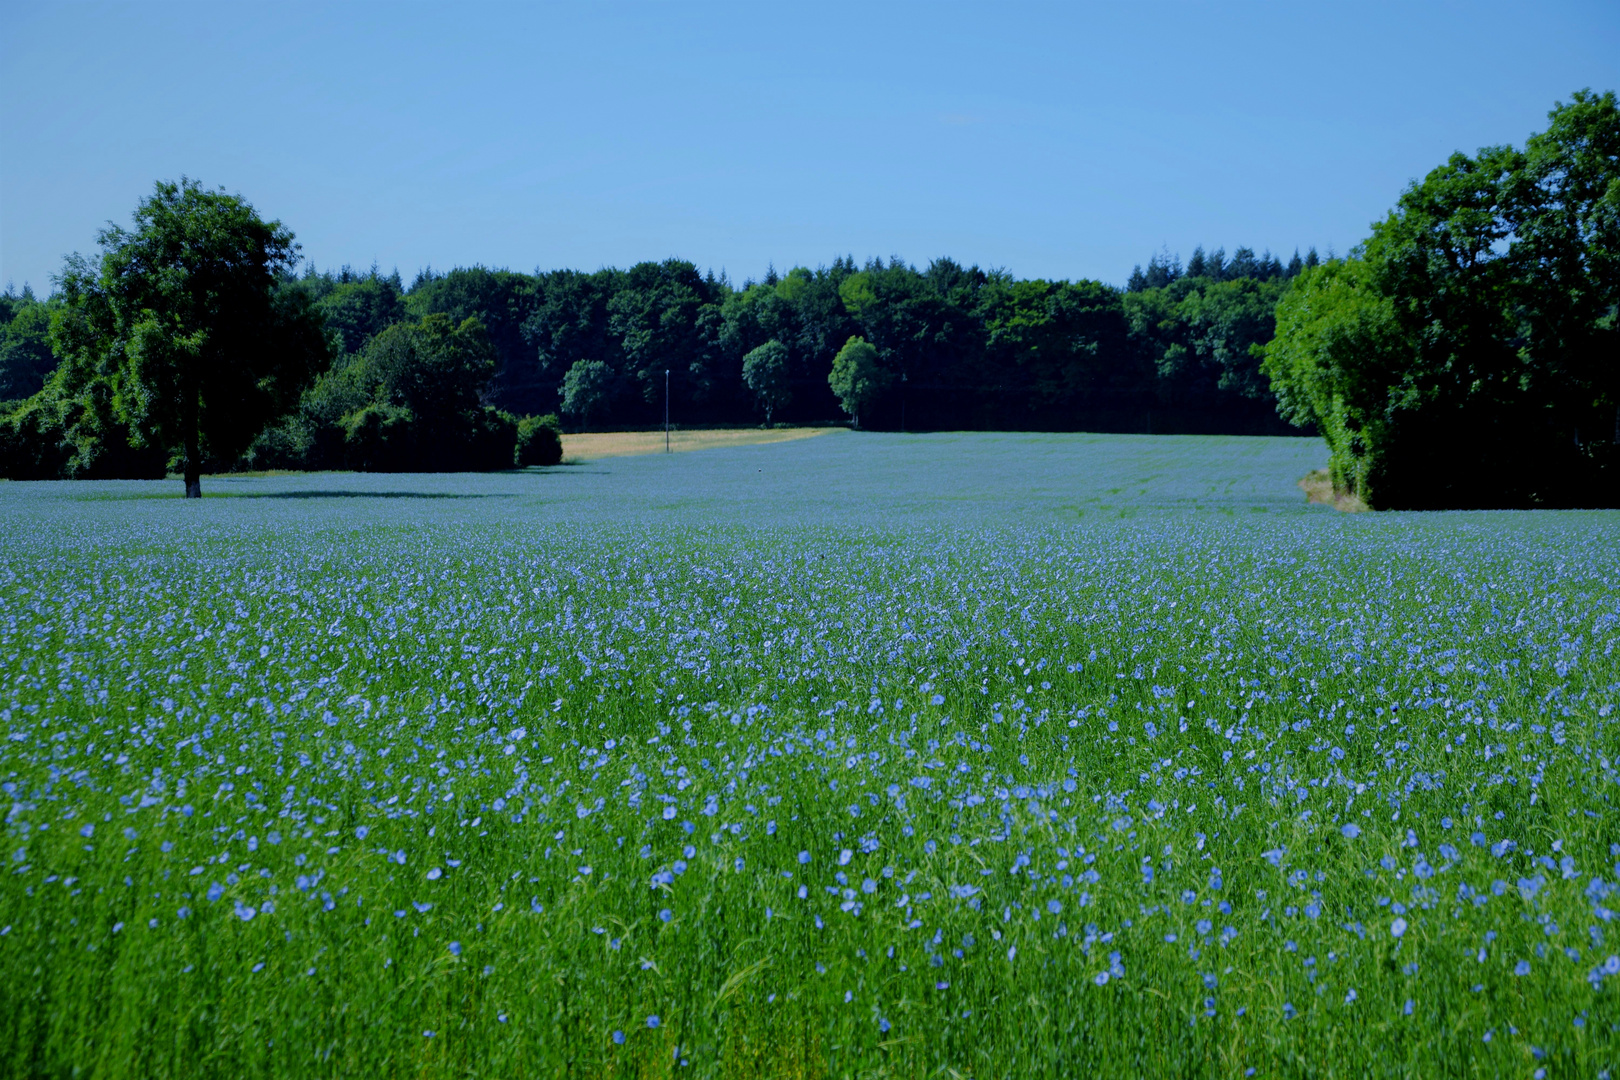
left=33, top=430, right=1333, bottom=524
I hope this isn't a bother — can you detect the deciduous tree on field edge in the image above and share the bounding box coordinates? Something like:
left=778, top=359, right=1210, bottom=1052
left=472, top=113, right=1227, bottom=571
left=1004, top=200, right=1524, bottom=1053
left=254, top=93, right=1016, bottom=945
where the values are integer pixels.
left=55, top=178, right=330, bottom=497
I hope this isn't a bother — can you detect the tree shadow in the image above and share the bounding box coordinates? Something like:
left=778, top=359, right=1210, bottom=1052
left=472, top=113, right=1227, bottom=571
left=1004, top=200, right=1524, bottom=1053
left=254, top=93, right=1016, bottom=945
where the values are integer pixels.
left=518, top=465, right=613, bottom=474
left=238, top=490, right=515, bottom=500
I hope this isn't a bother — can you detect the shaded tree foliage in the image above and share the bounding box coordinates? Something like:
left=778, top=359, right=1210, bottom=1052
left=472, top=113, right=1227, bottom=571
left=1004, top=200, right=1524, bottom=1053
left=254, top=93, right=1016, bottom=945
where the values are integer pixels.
left=251, top=314, right=515, bottom=472
left=1126, top=276, right=1287, bottom=407
left=515, top=412, right=563, bottom=467
left=0, top=287, right=58, bottom=404
left=285, top=266, right=410, bottom=356
left=1265, top=90, right=1620, bottom=509
left=407, top=267, right=541, bottom=411
left=2, top=180, right=330, bottom=493
left=560, top=358, right=624, bottom=429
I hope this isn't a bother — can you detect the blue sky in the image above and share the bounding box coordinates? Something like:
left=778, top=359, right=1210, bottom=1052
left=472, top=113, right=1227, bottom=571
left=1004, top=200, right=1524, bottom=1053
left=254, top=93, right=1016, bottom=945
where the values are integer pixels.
left=3, top=1, right=1616, bottom=292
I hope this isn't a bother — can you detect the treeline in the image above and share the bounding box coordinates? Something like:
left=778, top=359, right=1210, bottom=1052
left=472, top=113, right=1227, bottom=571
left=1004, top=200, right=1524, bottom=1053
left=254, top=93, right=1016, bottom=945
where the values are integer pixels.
left=267, top=243, right=1314, bottom=440
left=1, top=229, right=1318, bottom=483
left=1263, top=89, right=1619, bottom=509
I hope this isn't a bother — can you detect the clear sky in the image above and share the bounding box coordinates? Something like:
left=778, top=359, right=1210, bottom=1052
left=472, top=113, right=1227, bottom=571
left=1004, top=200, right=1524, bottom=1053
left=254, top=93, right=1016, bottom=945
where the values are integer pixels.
left=3, top=0, right=1616, bottom=293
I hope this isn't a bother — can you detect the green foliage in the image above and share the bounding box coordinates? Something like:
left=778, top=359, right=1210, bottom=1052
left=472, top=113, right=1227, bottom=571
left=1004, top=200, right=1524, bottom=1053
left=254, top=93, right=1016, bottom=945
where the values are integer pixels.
left=1, top=180, right=1452, bottom=476
left=1504, top=90, right=1620, bottom=420
left=510, top=261, right=732, bottom=425
left=607, top=260, right=728, bottom=412
left=981, top=277, right=1136, bottom=410
left=741, top=339, right=792, bottom=423
left=44, top=179, right=331, bottom=494
left=1265, top=90, right=1620, bottom=509
left=560, top=358, right=623, bottom=429
left=1127, top=244, right=1296, bottom=293
left=0, top=392, right=70, bottom=479
left=1262, top=259, right=1413, bottom=498
left=827, top=336, right=890, bottom=427
left=0, top=183, right=1340, bottom=470
left=1171, top=277, right=1286, bottom=400
left=514, top=253, right=1291, bottom=433
left=0, top=277, right=168, bottom=481
left=837, top=271, right=877, bottom=318
left=0, top=287, right=58, bottom=404
left=514, top=412, right=563, bottom=467
left=256, top=314, right=516, bottom=472
left=354, top=315, right=497, bottom=420
left=520, top=269, right=624, bottom=416
left=1124, top=274, right=1286, bottom=407
left=314, top=270, right=408, bottom=355
left=718, top=275, right=826, bottom=421
left=775, top=265, right=813, bottom=303
left=408, top=267, right=542, bottom=411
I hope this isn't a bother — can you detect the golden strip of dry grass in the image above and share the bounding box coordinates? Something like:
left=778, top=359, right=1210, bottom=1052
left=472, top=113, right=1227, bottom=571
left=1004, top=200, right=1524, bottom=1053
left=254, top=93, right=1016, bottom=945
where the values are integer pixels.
left=1299, top=469, right=1369, bottom=512
left=561, top=427, right=835, bottom=462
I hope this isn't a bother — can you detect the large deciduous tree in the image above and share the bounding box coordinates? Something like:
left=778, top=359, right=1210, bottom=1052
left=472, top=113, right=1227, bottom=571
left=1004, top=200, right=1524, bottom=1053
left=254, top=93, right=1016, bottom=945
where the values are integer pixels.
left=57, top=179, right=330, bottom=497
left=1502, top=89, right=1620, bottom=446
left=1265, top=90, right=1620, bottom=509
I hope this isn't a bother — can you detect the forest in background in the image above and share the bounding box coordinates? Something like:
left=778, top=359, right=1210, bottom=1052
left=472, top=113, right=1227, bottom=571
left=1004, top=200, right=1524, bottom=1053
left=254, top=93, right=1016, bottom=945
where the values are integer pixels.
left=0, top=241, right=1313, bottom=466
left=305, top=240, right=1313, bottom=437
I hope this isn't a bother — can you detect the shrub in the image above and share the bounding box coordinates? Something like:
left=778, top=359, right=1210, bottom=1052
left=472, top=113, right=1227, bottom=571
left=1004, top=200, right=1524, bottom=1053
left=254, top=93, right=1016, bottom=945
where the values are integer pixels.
left=0, top=370, right=167, bottom=481
left=515, top=413, right=564, bottom=467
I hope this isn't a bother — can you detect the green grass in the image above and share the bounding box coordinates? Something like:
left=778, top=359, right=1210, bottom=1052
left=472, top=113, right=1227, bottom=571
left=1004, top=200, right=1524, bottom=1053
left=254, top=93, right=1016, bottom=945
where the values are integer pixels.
left=1, top=432, right=1617, bottom=1078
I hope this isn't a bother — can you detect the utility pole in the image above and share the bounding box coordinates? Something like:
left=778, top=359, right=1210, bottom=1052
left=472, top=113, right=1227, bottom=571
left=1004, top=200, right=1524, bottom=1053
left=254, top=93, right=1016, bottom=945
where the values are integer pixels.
left=664, top=369, right=670, bottom=453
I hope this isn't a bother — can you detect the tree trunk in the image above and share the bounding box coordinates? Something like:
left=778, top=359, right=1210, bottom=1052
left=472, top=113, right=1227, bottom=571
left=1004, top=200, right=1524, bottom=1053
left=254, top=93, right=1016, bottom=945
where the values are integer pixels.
left=183, top=377, right=202, bottom=499
left=184, top=441, right=202, bottom=498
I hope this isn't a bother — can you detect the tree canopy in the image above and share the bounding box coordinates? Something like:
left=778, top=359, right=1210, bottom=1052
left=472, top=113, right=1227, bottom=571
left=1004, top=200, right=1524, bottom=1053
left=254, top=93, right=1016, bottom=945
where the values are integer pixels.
left=43, top=179, right=329, bottom=495
left=0, top=287, right=57, bottom=404
left=0, top=235, right=1319, bottom=481
left=828, top=337, right=890, bottom=428
left=1264, top=89, right=1620, bottom=509
left=742, top=339, right=792, bottom=424
left=255, top=313, right=514, bottom=473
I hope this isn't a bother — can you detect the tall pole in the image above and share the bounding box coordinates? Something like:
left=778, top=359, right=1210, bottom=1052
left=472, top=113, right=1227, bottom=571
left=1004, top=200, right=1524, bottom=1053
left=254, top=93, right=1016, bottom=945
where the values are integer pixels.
left=664, top=369, right=670, bottom=453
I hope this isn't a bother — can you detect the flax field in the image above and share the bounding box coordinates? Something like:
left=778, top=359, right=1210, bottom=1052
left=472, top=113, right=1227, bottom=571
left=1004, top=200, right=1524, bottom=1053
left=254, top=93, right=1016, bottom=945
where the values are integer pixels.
left=1, top=432, right=1616, bottom=1078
